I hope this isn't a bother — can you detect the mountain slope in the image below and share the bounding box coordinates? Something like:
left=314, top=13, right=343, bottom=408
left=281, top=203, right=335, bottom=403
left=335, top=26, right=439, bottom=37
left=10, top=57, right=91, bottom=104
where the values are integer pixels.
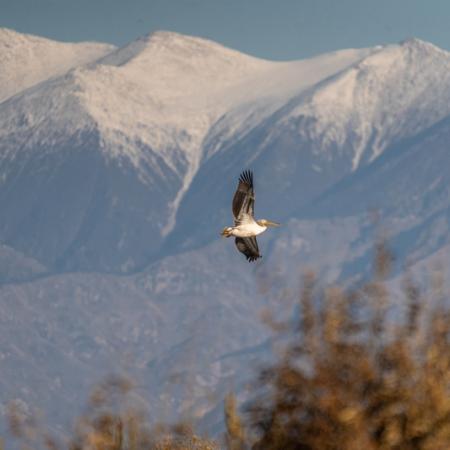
left=0, top=30, right=373, bottom=274
left=0, top=28, right=115, bottom=103
left=0, top=240, right=268, bottom=435
left=168, top=38, right=450, bottom=252
left=281, top=110, right=450, bottom=281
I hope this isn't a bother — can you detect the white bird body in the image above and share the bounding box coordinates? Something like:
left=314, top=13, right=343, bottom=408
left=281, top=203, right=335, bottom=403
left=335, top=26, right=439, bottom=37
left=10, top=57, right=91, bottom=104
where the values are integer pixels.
left=225, top=221, right=267, bottom=238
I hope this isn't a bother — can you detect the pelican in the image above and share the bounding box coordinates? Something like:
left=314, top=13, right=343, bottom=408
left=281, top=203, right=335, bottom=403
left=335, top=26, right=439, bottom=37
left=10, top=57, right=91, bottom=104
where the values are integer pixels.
left=221, top=170, right=280, bottom=262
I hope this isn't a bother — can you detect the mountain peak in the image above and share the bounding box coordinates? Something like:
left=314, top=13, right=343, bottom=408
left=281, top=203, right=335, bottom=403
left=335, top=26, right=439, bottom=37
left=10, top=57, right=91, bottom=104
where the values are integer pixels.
left=0, top=27, right=114, bottom=49
left=0, top=28, right=115, bottom=103
left=142, top=30, right=245, bottom=52
left=0, top=27, right=52, bottom=47
left=145, top=29, right=212, bottom=45
left=99, top=29, right=262, bottom=68
left=398, top=37, right=446, bottom=55
left=0, top=27, right=20, bottom=38
left=353, top=37, right=448, bottom=72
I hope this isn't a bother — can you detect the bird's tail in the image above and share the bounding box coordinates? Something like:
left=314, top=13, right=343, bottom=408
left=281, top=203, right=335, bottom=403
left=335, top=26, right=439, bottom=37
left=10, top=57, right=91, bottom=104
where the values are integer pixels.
left=221, top=227, right=233, bottom=238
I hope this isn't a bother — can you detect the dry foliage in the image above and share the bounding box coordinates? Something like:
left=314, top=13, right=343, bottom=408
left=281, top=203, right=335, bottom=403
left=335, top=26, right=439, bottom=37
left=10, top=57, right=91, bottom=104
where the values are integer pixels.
left=224, top=394, right=247, bottom=450
left=239, top=241, right=450, bottom=450
left=7, top=375, right=217, bottom=450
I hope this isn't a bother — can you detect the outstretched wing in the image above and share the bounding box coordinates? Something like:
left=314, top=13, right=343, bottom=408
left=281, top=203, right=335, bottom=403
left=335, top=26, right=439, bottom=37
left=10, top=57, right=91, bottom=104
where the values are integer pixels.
left=232, top=170, right=254, bottom=224
left=235, top=237, right=261, bottom=262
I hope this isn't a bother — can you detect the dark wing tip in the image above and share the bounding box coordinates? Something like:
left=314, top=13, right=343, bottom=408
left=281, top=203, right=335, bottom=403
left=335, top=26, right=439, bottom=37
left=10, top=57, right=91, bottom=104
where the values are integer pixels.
left=247, top=254, right=262, bottom=263
left=239, top=170, right=253, bottom=188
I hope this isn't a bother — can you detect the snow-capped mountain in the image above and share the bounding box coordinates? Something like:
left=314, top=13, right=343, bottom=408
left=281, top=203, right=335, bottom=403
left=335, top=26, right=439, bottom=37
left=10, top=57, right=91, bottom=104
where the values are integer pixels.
left=171, top=38, right=450, bottom=250
left=2, top=29, right=450, bottom=438
left=0, top=30, right=373, bottom=273
left=0, top=28, right=115, bottom=103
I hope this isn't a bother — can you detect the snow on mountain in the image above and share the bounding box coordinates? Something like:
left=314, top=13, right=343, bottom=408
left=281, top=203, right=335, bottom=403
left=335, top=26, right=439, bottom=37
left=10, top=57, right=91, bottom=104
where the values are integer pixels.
left=73, top=31, right=373, bottom=236
left=0, top=28, right=115, bottom=103
left=169, top=38, right=450, bottom=253
left=275, top=38, right=450, bottom=170
left=72, top=31, right=274, bottom=236
left=278, top=110, right=450, bottom=283
left=201, top=45, right=375, bottom=160
left=0, top=30, right=374, bottom=273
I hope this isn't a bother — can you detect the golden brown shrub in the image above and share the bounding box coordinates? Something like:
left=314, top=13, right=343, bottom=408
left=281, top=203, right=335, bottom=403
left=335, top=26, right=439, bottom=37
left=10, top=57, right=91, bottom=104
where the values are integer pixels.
left=240, top=242, right=450, bottom=450
left=8, top=375, right=217, bottom=450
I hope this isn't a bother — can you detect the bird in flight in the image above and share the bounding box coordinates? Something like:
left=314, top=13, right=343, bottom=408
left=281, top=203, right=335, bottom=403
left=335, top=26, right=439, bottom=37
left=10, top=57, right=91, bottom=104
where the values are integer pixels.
left=221, top=170, right=280, bottom=262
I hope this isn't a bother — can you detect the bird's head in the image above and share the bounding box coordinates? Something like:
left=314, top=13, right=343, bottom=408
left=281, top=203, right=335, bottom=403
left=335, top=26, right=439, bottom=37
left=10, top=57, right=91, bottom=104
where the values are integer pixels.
left=257, top=219, right=281, bottom=228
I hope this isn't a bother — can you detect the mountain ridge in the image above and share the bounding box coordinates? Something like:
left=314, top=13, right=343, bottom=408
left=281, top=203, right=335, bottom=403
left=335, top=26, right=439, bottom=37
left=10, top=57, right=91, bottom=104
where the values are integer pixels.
left=0, top=29, right=376, bottom=272
left=0, top=27, right=116, bottom=103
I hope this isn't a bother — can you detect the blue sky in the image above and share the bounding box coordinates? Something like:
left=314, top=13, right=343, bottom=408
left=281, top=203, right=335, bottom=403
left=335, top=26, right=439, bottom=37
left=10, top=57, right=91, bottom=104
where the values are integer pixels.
left=2, top=0, right=450, bottom=60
